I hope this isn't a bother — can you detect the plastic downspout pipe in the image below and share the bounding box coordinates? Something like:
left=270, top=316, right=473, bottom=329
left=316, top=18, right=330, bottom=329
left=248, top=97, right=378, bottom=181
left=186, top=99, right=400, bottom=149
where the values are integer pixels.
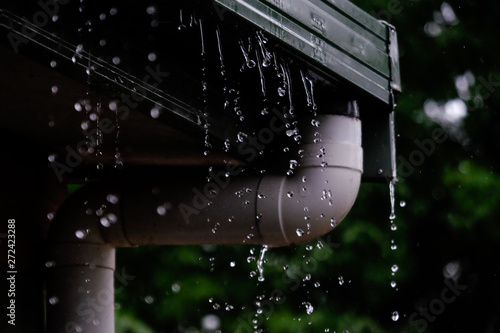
left=46, top=113, right=362, bottom=333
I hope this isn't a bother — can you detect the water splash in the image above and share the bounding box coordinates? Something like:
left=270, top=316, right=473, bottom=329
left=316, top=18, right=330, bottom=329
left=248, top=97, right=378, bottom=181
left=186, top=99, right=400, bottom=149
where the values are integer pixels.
left=256, top=245, right=268, bottom=282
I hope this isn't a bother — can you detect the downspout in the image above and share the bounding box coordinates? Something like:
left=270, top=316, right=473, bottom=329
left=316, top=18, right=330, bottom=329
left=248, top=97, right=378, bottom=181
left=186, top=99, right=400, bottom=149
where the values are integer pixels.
left=46, top=110, right=362, bottom=333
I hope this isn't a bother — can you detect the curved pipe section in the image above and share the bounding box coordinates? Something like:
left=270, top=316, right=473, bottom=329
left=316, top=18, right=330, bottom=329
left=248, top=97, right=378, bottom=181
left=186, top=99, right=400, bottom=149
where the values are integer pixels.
left=46, top=114, right=362, bottom=332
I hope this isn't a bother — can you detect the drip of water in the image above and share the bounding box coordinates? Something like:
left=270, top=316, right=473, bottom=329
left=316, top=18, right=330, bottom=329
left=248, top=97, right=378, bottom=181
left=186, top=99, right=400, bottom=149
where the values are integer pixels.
left=389, top=179, right=396, bottom=220
left=178, top=8, right=186, bottom=30
left=306, top=76, right=317, bottom=110
left=199, top=19, right=205, bottom=56
left=215, top=27, right=224, bottom=67
left=114, top=107, right=123, bottom=169
left=257, top=245, right=268, bottom=282
left=255, top=49, right=266, bottom=97
left=284, top=62, right=294, bottom=115
left=300, top=69, right=317, bottom=110
left=256, top=31, right=272, bottom=67
left=216, top=27, right=231, bottom=116
left=238, top=39, right=256, bottom=69
left=199, top=19, right=211, bottom=155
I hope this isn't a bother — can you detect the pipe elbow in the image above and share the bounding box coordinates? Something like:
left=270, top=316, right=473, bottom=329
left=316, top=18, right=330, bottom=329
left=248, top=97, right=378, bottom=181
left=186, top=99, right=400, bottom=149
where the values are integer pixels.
left=47, top=181, right=128, bottom=268
left=257, top=115, right=363, bottom=246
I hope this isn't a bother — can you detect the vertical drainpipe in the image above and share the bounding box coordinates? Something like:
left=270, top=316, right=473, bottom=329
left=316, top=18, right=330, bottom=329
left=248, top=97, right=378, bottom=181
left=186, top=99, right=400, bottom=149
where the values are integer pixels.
left=45, top=109, right=362, bottom=333
left=45, top=182, right=129, bottom=333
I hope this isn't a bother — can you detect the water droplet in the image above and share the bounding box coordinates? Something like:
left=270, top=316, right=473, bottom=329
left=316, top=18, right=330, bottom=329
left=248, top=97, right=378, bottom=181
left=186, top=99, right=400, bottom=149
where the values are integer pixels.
left=100, top=217, right=111, bottom=227
left=237, top=132, right=247, bottom=142
left=391, top=264, right=399, bottom=273
left=314, top=281, right=321, bottom=288
left=391, top=311, right=399, bottom=321
left=148, top=52, right=157, bottom=62
left=287, top=191, right=294, bottom=198
left=296, top=229, right=304, bottom=237
left=247, top=256, right=255, bottom=263
left=75, top=230, right=86, bottom=239
left=144, top=296, right=154, bottom=304
left=390, top=281, right=397, bottom=288
left=112, top=56, right=121, bottom=65
left=49, top=296, right=59, bottom=305
left=150, top=107, right=161, bottom=118
left=106, top=194, right=119, bottom=204
left=45, top=261, right=56, bottom=268
left=330, top=218, right=337, bottom=227
left=399, top=200, right=406, bottom=207
left=230, top=261, right=236, bottom=267
left=390, top=223, right=397, bottom=231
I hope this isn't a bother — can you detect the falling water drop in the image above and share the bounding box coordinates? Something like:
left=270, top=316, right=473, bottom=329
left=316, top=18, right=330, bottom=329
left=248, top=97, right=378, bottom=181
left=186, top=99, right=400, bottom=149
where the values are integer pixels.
left=296, top=229, right=304, bottom=237
left=391, top=311, right=399, bottom=321
left=399, top=200, right=406, bottom=207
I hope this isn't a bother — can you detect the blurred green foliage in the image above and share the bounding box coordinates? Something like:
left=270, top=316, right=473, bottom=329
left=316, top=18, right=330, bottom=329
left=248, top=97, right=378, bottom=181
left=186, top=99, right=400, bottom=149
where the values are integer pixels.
left=115, top=0, right=500, bottom=332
